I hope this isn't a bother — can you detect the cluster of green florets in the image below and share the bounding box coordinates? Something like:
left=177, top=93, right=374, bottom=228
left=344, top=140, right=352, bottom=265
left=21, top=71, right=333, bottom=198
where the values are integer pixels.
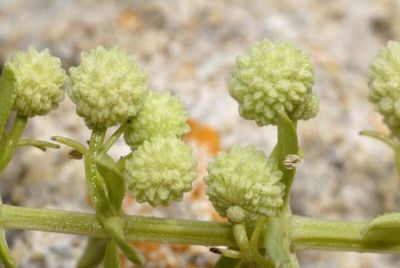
left=6, top=47, right=66, bottom=117
left=205, top=145, right=285, bottom=224
left=4, top=39, right=323, bottom=218
left=69, top=46, right=147, bottom=129
left=124, top=136, right=197, bottom=206
left=368, top=41, right=400, bottom=135
left=124, top=91, right=190, bottom=149
left=229, top=40, right=319, bottom=126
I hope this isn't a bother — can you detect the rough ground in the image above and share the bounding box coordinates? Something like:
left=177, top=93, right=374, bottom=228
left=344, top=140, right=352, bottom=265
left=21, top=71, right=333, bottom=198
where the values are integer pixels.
left=1, top=0, right=400, bottom=267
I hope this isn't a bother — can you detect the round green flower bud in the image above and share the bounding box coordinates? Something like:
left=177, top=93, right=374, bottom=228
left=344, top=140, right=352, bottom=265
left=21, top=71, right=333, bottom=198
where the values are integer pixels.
left=205, top=145, right=284, bottom=224
left=69, top=46, right=147, bottom=129
left=124, top=91, right=190, bottom=148
left=229, top=40, right=318, bottom=126
left=368, top=41, right=400, bottom=134
left=6, top=47, right=66, bottom=117
left=226, top=206, right=246, bottom=223
left=124, top=136, right=197, bottom=207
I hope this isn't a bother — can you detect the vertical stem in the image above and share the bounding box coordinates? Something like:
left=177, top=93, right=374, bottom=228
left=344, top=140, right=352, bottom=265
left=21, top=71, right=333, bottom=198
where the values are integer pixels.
left=0, top=114, right=27, bottom=175
left=102, top=122, right=128, bottom=152
left=250, top=215, right=267, bottom=246
left=84, top=128, right=111, bottom=217
left=0, top=114, right=27, bottom=268
left=232, top=223, right=250, bottom=252
left=0, top=197, right=16, bottom=268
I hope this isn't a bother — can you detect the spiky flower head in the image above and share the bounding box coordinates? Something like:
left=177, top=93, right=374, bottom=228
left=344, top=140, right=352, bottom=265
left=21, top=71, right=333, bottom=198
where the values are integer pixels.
left=69, top=46, right=147, bottom=129
left=229, top=40, right=318, bottom=126
left=368, top=41, right=400, bottom=134
left=124, top=136, right=197, bottom=207
left=124, top=91, right=190, bottom=148
left=205, top=145, right=284, bottom=224
left=6, top=47, right=66, bottom=117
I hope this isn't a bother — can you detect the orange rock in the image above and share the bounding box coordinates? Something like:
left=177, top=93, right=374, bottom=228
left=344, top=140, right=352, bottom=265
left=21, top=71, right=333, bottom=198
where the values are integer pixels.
left=185, top=119, right=220, bottom=156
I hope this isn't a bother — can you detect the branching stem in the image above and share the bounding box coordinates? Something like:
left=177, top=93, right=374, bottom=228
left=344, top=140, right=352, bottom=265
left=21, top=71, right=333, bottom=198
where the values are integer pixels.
left=2, top=205, right=400, bottom=254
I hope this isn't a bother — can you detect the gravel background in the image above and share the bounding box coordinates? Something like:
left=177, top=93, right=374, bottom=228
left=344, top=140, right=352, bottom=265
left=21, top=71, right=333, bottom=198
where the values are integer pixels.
left=1, top=0, right=400, bottom=267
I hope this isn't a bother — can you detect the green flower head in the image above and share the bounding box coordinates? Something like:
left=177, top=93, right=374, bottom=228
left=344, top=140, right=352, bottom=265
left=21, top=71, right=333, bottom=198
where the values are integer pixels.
left=205, top=145, right=284, bottom=224
left=69, top=46, right=147, bottom=129
left=368, top=41, right=400, bottom=134
left=229, top=40, right=318, bottom=126
left=124, top=136, right=197, bottom=207
left=124, top=91, right=190, bottom=148
left=6, top=47, right=66, bottom=117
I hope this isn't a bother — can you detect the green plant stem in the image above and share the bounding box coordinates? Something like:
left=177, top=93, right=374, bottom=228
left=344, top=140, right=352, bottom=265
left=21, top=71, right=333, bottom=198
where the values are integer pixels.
left=0, top=198, right=16, bottom=268
left=84, top=128, right=113, bottom=217
left=102, top=122, right=128, bottom=152
left=250, top=215, right=267, bottom=246
left=2, top=205, right=400, bottom=254
left=0, top=114, right=27, bottom=175
left=17, top=139, right=60, bottom=151
left=0, top=205, right=235, bottom=246
left=51, top=136, right=87, bottom=155
left=0, top=115, right=26, bottom=268
left=232, top=223, right=250, bottom=252
left=291, top=216, right=400, bottom=253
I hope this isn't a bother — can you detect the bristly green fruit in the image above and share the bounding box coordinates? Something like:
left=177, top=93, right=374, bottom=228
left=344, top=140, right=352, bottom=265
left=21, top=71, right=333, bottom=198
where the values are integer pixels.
left=368, top=41, right=400, bottom=135
left=124, top=136, right=197, bottom=207
left=205, top=145, right=285, bottom=224
left=124, top=91, right=190, bottom=149
left=6, top=47, right=66, bottom=117
left=69, top=46, right=147, bottom=129
left=229, top=40, right=319, bottom=126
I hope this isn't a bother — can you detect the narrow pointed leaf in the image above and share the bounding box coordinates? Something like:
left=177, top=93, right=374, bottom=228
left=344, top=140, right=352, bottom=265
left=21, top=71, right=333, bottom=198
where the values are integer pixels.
left=0, top=230, right=16, bottom=268
left=103, top=217, right=145, bottom=266
left=264, top=216, right=291, bottom=268
left=76, top=238, right=107, bottom=268
left=0, top=66, right=16, bottom=142
left=95, top=151, right=125, bottom=213
left=116, top=153, right=132, bottom=172
left=104, top=241, right=121, bottom=268
left=85, top=155, right=113, bottom=219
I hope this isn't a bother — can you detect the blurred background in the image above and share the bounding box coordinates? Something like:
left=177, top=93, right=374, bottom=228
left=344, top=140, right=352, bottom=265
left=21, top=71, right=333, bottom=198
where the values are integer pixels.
left=0, top=0, right=400, bottom=267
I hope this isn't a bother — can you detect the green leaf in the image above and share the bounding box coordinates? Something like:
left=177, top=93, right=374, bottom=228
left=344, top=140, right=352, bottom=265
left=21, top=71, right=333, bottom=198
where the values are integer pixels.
left=0, top=66, right=16, bottom=143
left=104, top=241, right=121, bottom=268
left=76, top=238, right=107, bottom=268
left=85, top=157, right=113, bottom=219
left=95, top=151, right=126, bottom=213
left=214, top=256, right=241, bottom=268
left=116, top=153, right=132, bottom=172
left=103, top=217, right=145, bottom=266
left=0, top=230, right=16, bottom=268
left=362, top=213, right=400, bottom=240
left=264, top=216, right=291, bottom=268
left=271, top=112, right=299, bottom=205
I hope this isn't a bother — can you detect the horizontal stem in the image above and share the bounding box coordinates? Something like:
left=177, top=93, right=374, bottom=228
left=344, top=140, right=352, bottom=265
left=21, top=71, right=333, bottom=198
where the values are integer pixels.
left=2, top=205, right=400, bottom=254
left=291, top=216, right=400, bottom=253
left=51, top=136, right=87, bottom=155
left=17, top=139, right=60, bottom=151
left=0, top=205, right=235, bottom=247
